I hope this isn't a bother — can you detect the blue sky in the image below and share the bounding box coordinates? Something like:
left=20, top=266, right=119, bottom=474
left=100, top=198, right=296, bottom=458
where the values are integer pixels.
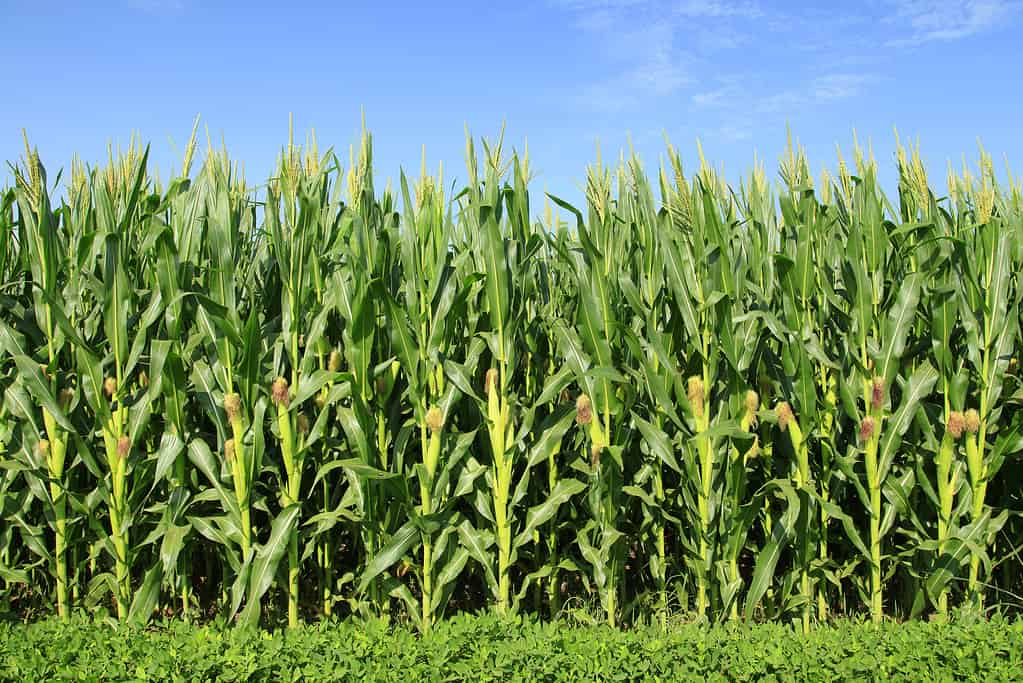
left=3, top=0, right=1022, bottom=207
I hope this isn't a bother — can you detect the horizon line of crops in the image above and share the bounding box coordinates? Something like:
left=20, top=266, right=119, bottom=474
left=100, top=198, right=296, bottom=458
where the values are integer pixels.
left=1, top=121, right=1021, bottom=631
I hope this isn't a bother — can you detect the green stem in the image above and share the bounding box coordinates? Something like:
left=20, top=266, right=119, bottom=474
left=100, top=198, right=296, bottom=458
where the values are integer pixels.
left=789, top=415, right=811, bottom=633
left=935, top=428, right=957, bottom=616
left=694, top=345, right=713, bottom=620
left=53, top=497, right=68, bottom=619
left=419, top=414, right=439, bottom=632
left=489, top=366, right=512, bottom=615
left=966, top=429, right=986, bottom=604
left=174, top=447, right=189, bottom=618
left=422, top=537, right=433, bottom=632
left=43, top=409, right=68, bottom=620
left=818, top=483, right=829, bottom=623
left=866, top=436, right=882, bottom=623
left=231, top=417, right=252, bottom=558
left=278, top=399, right=299, bottom=629
left=547, top=438, right=562, bottom=619
left=654, top=462, right=667, bottom=625
left=288, top=531, right=299, bottom=627
left=322, top=477, right=332, bottom=617
left=695, top=384, right=712, bottom=617
left=109, top=498, right=129, bottom=620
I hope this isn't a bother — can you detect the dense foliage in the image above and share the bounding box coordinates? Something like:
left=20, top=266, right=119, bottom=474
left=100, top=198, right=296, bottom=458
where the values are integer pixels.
left=1, top=124, right=1021, bottom=632
left=2, top=614, right=1022, bottom=682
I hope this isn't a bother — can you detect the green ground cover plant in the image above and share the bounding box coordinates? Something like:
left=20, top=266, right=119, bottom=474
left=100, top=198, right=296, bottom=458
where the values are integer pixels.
left=2, top=613, right=1022, bottom=682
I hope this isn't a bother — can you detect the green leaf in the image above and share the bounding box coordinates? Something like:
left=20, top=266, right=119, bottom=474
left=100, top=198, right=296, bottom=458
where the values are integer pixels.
left=876, top=272, right=922, bottom=382
left=744, top=480, right=800, bottom=619
left=127, top=564, right=163, bottom=626
left=456, top=519, right=498, bottom=595
left=878, top=362, right=938, bottom=481
left=239, top=504, right=301, bottom=627
left=358, top=520, right=420, bottom=593
left=10, top=353, right=73, bottom=432
left=513, top=479, right=586, bottom=549
left=633, top=413, right=681, bottom=473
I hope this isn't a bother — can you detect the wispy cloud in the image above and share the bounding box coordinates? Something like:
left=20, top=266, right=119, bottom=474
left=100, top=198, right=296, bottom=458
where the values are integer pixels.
left=126, top=0, right=187, bottom=13
left=691, top=87, right=733, bottom=107
left=691, top=72, right=876, bottom=144
left=692, top=25, right=750, bottom=51
left=558, top=0, right=764, bottom=109
left=717, top=124, right=754, bottom=142
left=576, top=54, right=692, bottom=113
left=884, top=0, right=1018, bottom=45
left=692, top=73, right=871, bottom=114
left=811, top=74, right=873, bottom=101
left=671, top=0, right=763, bottom=19
left=561, top=1, right=1007, bottom=121
left=555, top=0, right=1017, bottom=157
left=564, top=5, right=693, bottom=109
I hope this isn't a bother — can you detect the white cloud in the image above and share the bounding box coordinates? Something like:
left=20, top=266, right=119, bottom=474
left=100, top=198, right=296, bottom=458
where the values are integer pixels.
left=769, top=73, right=873, bottom=111
left=557, top=1, right=889, bottom=115
left=693, top=25, right=750, bottom=50
left=717, top=124, right=754, bottom=142
left=575, top=52, right=692, bottom=112
left=692, top=87, right=733, bottom=107
left=884, top=0, right=1018, bottom=45
left=671, top=0, right=763, bottom=18
left=811, top=74, right=873, bottom=101
left=696, top=73, right=872, bottom=120
left=631, top=58, right=692, bottom=95
left=126, top=0, right=186, bottom=12
left=562, top=5, right=694, bottom=107
left=558, top=0, right=761, bottom=108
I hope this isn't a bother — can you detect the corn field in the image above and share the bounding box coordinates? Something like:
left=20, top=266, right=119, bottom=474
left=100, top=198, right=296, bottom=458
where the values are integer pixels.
left=1, top=124, right=1021, bottom=632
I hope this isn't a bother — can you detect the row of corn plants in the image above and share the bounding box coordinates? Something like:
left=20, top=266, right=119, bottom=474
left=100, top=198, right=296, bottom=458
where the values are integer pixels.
left=1, top=126, right=1021, bottom=630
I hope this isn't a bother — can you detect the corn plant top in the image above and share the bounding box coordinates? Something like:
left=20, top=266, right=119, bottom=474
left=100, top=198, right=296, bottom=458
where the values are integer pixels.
left=0, top=128, right=1021, bottom=631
